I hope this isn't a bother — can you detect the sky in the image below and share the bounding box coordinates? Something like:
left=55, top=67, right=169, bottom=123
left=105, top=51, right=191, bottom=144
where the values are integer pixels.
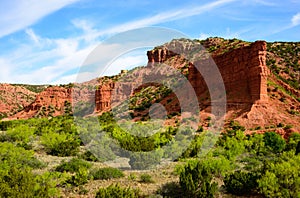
left=0, top=0, right=299, bottom=85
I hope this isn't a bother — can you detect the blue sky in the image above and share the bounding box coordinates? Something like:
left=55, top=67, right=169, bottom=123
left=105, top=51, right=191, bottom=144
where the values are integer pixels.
left=0, top=0, right=299, bottom=84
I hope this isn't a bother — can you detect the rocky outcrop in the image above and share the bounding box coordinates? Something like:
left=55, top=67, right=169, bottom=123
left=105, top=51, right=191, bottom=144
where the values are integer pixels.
left=0, top=84, right=37, bottom=118
left=95, top=82, right=114, bottom=112
left=94, top=39, right=300, bottom=133
left=189, top=41, right=270, bottom=104
left=9, top=86, right=72, bottom=119
left=96, top=41, right=270, bottom=114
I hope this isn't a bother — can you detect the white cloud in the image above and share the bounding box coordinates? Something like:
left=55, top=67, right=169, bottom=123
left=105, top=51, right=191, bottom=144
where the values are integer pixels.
left=292, top=12, right=300, bottom=26
left=199, top=33, right=211, bottom=40
left=25, top=28, right=41, bottom=44
left=95, top=0, right=237, bottom=37
left=0, top=0, right=237, bottom=84
left=0, top=0, right=79, bottom=38
left=267, top=12, right=300, bottom=36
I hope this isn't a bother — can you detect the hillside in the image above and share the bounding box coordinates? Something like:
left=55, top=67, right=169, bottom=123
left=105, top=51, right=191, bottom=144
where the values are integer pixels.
left=1, top=37, right=299, bottom=134
left=0, top=37, right=299, bottom=197
left=0, top=84, right=39, bottom=119
left=95, top=38, right=300, bottom=134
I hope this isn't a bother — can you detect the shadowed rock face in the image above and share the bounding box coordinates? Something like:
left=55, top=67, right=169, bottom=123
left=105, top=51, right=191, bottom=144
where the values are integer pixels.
left=96, top=40, right=270, bottom=113
left=188, top=41, right=269, bottom=104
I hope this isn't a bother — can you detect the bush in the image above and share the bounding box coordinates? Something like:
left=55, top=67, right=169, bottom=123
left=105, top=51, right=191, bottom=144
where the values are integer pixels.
left=55, top=158, right=91, bottom=173
left=95, top=184, right=141, bottom=198
left=0, top=125, right=35, bottom=147
left=79, top=150, right=99, bottom=162
left=128, top=173, right=137, bottom=181
left=129, top=150, right=163, bottom=170
left=41, top=131, right=80, bottom=156
left=0, top=166, right=58, bottom=197
left=286, top=132, right=300, bottom=152
left=257, top=155, right=300, bottom=198
left=0, top=142, right=45, bottom=169
left=65, top=168, right=89, bottom=187
left=224, top=170, right=258, bottom=195
left=157, top=182, right=183, bottom=198
left=90, top=167, right=124, bottom=180
left=140, top=174, right=153, bottom=183
left=179, top=161, right=218, bottom=198
left=263, top=132, right=286, bottom=153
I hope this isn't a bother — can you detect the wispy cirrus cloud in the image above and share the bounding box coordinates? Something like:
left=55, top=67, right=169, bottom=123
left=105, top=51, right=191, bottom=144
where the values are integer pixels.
left=0, top=0, right=239, bottom=84
left=95, top=0, right=237, bottom=37
left=266, top=12, right=300, bottom=37
left=291, top=12, right=300, bottom=26
left=0, top=0, right=80, bottom=38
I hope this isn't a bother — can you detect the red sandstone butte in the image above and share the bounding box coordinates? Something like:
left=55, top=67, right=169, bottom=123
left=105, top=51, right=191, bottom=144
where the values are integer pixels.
left=95, top=39, right=299, bottom=132
left=96, top=40, right=270, bottom=111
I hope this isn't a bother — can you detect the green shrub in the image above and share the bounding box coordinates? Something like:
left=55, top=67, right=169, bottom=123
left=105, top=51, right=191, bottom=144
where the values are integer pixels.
left=128, top=173, right=137, bottom=181
left=224, top=171, right=258, bottom=195
left=79, top=150, right=99, bottom=162
left=140, top=174, right=153, bottom=183
left=0, top=142, right=45, bottom=169
left=0, top=166, right=58, bottom=197
left=257, top=155, right=300, bottom=198
left=1, top=125, right=35, bottom=142
left=55, top=158, right=91, bottom=173
left=286, top=133, right=300, bottom=152
left=129, top=150, right=163, bottom=170
left=41, top=131, right=80, bottom=156
left=90, top=167, right=124, bottom=180
left=179, top=161, right=218, bottom=198
left=95, top=184, right=141, bottom=198
left=263, top=132, right=286, bottom=153
left=65, top=168, right=89, bottom=187
left=157, top=182, right=183, bottom=198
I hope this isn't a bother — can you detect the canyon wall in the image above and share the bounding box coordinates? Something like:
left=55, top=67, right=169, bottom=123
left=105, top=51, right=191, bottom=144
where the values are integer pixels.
left=188, top=41, right=270, bottom=104
left=0, top=84, right=37, bottom=117
left=95, top=40, right=270, bottom=113
left=9, top=86, right=72, bottom=119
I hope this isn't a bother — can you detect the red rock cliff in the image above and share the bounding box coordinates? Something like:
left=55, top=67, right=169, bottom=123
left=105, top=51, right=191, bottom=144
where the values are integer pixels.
left=0, top=84, right=37, bottom=118
left=188, top=41, right=270, bottom=104
left=95, top=40, right=270, bottom=113
left=10, top=86, right=72, bottom=119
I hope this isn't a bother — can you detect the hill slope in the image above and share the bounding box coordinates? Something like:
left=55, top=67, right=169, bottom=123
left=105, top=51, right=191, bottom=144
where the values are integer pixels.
left=2, top=37, right=299, bottom=134
left=0, top=84, right=38, bottom=119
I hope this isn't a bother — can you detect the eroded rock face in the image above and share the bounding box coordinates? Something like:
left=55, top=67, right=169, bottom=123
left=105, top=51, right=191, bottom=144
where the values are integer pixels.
left=94, top=39, right=293, bottom=131
left=189, top=41, right=270, bottom=104
left=95, top=82, right=114, bottom=112
left=9, top=86, right=72, bottom=119
left=95, top=41, right=270, bottom=113
left=0, top=84, right=37, bottom=117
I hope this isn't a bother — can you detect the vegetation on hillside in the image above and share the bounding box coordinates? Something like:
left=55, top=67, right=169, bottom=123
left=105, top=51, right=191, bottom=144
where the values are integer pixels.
left=0, top=114, right=299, bottom=197
left=11, top=84, right=48, bottom=93
left=267, top=42, right=300, bottom=90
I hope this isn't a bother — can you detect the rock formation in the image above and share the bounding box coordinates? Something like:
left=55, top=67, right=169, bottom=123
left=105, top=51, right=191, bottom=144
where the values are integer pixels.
left=94, top=38, right=299, bottom=133
left=96, top=40, right=270, bottom=112
left=0, top=84, right=37, bottom=118
left=95, top=82, right=114, bottom=112
left=189, top=41, right=270, bottom=104
left=3, top=38, right=299, bottom=133
left=9, top=86, right=72, bottom=119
